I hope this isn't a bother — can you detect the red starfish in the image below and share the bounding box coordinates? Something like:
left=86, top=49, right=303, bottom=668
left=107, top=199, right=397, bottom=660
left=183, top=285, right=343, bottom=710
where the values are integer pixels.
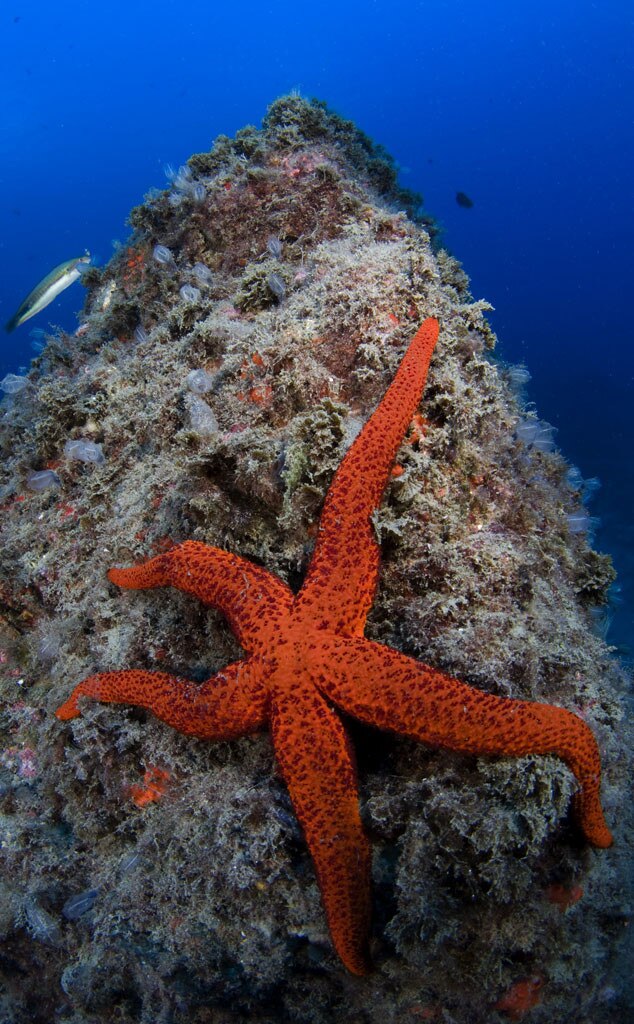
left=56, top=318, right=612, bottom=975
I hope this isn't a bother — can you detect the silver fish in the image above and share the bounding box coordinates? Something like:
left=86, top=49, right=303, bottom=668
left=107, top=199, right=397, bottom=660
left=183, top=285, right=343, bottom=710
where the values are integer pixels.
left=5, top=254, right=91, bottom=333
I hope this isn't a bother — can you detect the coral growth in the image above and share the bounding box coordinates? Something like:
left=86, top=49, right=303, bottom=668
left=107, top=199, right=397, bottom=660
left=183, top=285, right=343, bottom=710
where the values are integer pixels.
left=0, top=95, right=631, bottom=1024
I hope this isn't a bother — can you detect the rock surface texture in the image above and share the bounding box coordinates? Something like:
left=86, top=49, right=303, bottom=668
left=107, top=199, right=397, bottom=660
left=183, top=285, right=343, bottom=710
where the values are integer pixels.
left=0, top=96, right=631, bottom=1023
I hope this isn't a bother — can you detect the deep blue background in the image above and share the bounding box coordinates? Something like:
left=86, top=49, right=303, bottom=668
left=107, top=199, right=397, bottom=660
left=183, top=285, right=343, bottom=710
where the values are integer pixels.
left=1, top=1, right=632, bottom=651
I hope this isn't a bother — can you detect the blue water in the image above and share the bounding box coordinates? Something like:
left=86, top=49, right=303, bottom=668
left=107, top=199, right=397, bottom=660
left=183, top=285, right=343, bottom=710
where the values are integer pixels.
left=1, top=1, right=632, bottom=652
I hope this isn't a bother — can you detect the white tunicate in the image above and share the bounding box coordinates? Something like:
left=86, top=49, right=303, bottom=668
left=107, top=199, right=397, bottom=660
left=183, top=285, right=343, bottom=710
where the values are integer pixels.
left=267, top=235, right=283, bottom=259
left=0, top=373, right=29, bottom=395
left=566, top=466, right=601, bottom=503
left=64, top=439, right=105, bottom=464
left=134, top=325, right=148, bottom=344
left=567, top=512, right=599, bottom=535
left=27, top=469, right=61, bottom=492
left=192, top=262, right=213, bottom=286
left=267, top=273, right=286, bottom=301
left=29, top=327, right=47, bottom=353
left=507, top=365, right=531, bottom=389
left=174, top=165, right=192, bottom=190
left=515, top=418, right=556, bottom=452
left=589, top=606, right=613, bottom=641
left=153, top=244, right=174, bottom=264
left=166, top=160, right=205, bottom=203
left=38, top=634, right=60, bottom=663
left=187, top=368, right=214, bottom=394
left=185, top=393, right=218, bottom=435
left=515, top=419, right=539, bottom=445
left=180, top=284, right=201, bottom=303
left=531, top=425, right=556, bottom=452
left=120, top=850, right=142, bottom=874
left=582, top=476, right=601, bottom=501
left=24, top=899, right=62, bottom=946
left=62, top=888, right=99, bottom=921
left=567, top=512, right=590, bottom=533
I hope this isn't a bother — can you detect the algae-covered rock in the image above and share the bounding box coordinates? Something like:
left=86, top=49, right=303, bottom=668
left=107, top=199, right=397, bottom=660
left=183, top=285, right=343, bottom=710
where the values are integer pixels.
left=0, top=95, right=631, bottom=1024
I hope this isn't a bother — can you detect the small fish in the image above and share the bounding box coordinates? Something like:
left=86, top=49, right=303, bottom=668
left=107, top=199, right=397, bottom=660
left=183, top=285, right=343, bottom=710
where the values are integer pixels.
left=455, top=191, right=474, bottom=209
left=5, top=254, right=91, bottom=333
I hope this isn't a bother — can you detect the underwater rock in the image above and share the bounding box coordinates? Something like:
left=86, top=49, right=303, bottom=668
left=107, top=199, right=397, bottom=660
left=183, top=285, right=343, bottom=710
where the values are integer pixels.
left=0, top=95, right=630, bottom=1024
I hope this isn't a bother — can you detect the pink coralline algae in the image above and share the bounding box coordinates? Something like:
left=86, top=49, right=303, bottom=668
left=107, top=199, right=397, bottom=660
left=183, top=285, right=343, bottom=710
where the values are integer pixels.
left=1, top=745, right=38, bottom=779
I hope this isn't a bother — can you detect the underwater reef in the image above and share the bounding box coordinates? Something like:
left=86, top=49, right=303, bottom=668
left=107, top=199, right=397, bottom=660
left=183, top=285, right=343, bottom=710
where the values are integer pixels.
left=0, top=95, right=631, bottom=1023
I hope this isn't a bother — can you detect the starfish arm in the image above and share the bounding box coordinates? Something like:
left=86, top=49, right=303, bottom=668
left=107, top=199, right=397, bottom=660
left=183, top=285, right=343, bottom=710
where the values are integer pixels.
left=270, top=683, right=372, bottom=975
left=297, top=318, right=440, bottom=636
left=107, top=540, right=294, bottom=652
left=311, top=636, right=613, bottom=849
left=55, top=657, right=269, bottom=740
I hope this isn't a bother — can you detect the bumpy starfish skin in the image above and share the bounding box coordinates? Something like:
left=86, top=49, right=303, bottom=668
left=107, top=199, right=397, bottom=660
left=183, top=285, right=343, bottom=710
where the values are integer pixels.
left=56, top=318, right=612, bottom=974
